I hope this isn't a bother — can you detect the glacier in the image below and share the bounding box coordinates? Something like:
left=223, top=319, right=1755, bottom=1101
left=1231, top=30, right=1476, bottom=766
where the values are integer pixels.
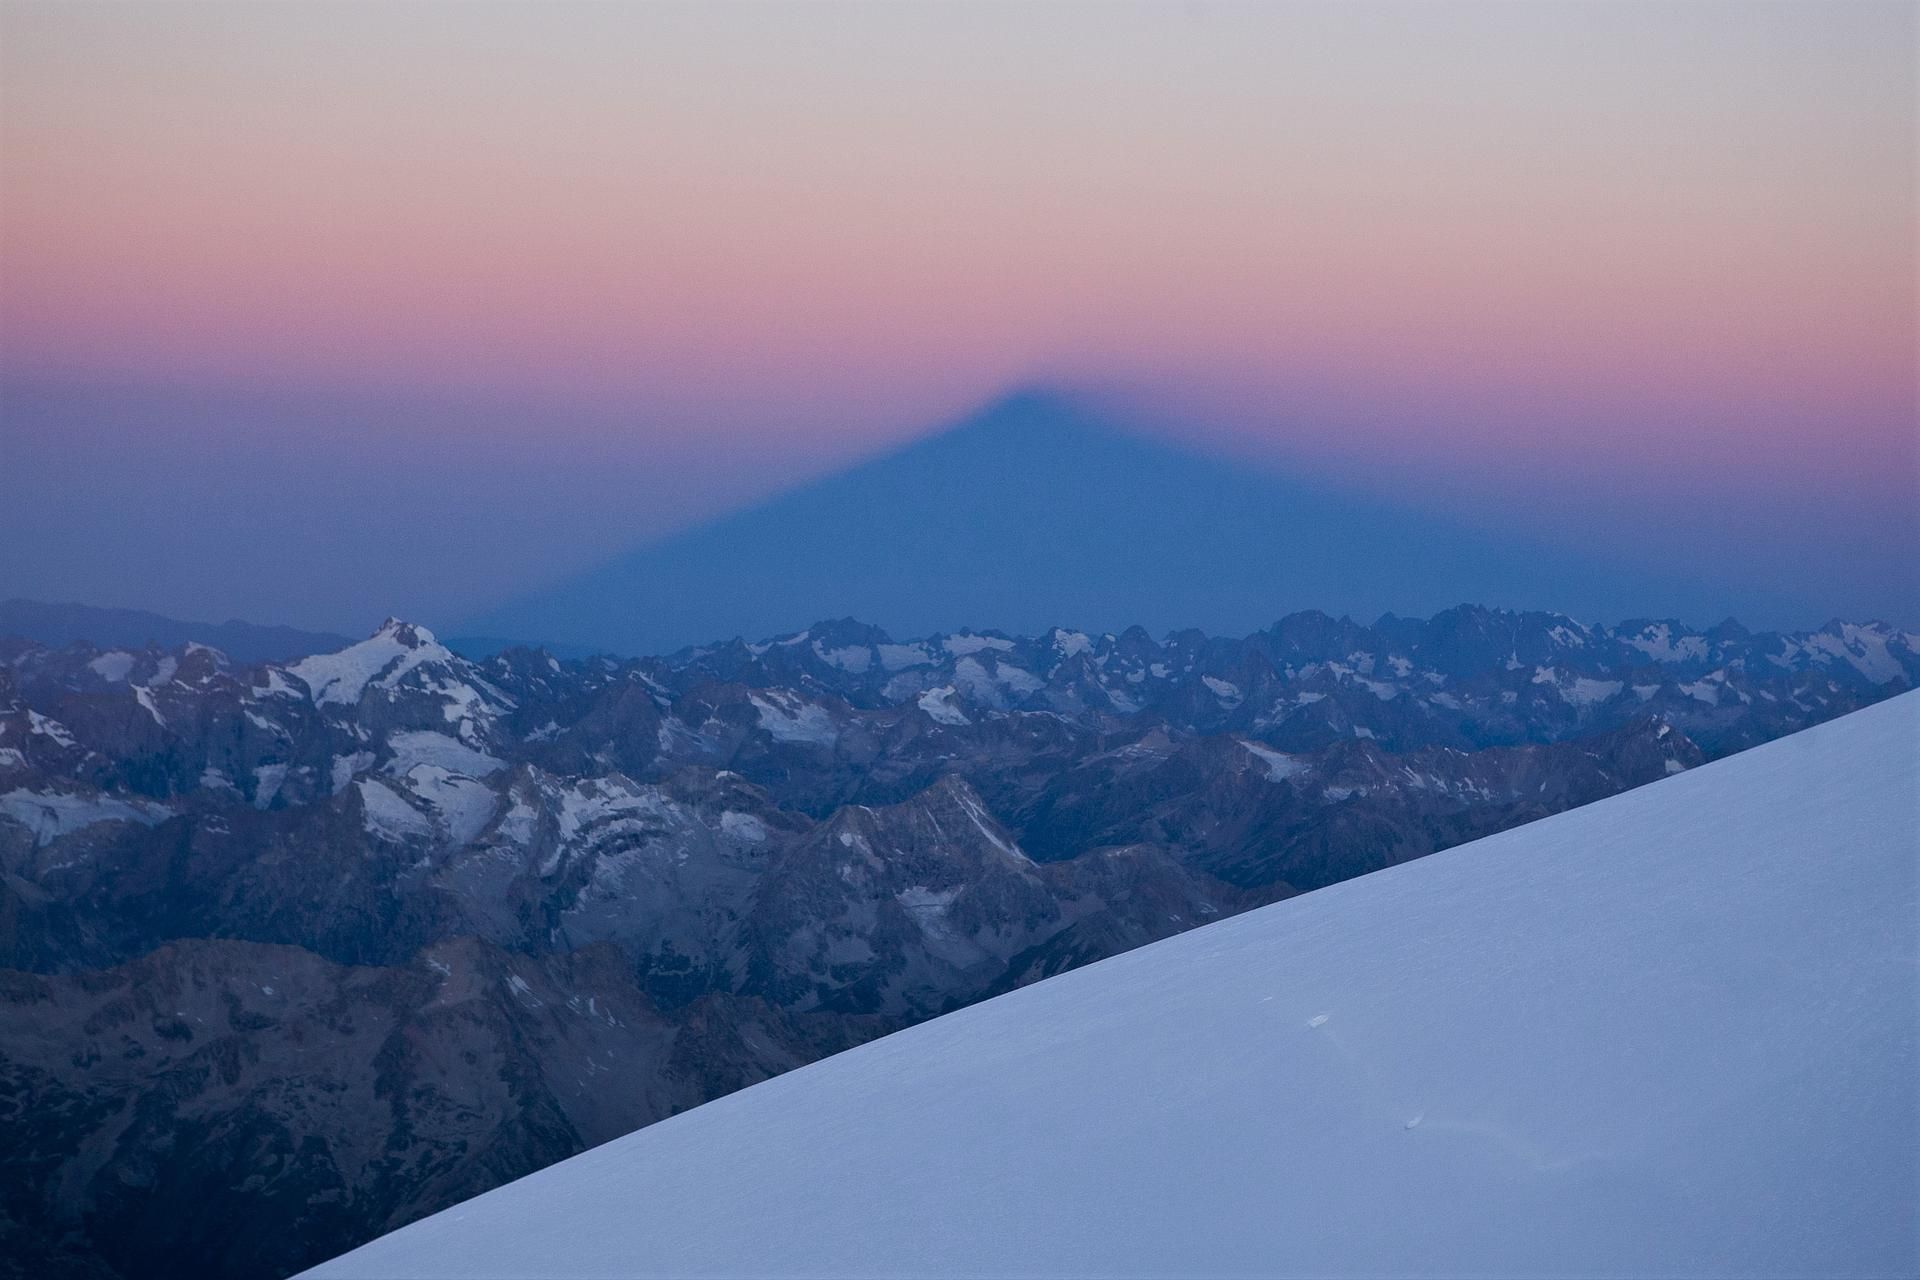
left=305, top=691, right=1919, bottom=1278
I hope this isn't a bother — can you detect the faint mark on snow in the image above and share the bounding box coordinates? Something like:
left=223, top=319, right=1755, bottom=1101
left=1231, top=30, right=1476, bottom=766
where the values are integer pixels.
left=1411, top=1117, right=1596, bottom=1174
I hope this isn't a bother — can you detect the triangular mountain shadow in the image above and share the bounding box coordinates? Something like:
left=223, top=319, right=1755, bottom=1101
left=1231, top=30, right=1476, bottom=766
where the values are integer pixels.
left=459, top=388, right=1778, bottom=656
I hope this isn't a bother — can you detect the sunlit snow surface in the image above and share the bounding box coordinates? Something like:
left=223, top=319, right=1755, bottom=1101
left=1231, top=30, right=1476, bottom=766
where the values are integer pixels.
left=307, top=692, right=1920, bottom=1279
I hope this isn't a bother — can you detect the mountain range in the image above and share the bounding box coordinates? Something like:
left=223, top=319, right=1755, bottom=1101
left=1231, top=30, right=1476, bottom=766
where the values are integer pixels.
left=1, top=605, right=1913, bottom=1278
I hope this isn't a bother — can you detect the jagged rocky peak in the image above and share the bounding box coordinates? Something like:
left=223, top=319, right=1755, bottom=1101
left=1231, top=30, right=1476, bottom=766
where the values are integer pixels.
left=802, top=617, right=896, bottom=650
left=374, top=617, right=438, bottom=647
left=173, top=641, right=231, bottom=683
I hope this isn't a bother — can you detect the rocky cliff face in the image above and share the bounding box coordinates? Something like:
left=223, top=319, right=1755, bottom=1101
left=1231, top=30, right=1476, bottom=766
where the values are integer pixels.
left=2, top=607, right=1912, bottom=1278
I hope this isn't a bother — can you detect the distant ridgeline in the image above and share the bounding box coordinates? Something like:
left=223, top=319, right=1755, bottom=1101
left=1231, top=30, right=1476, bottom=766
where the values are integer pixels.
left=0, top=598, right=351, bottom=665
left=0, top=605, right=1914, bottom=1280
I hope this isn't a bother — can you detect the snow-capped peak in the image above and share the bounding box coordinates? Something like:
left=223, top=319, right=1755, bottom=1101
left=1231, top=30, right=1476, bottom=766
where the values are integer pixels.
left=286, top=619, right=456, bottom=707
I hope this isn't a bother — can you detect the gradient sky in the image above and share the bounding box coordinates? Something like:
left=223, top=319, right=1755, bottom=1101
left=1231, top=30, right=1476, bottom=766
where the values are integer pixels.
left=2, top=1, right=1914, bottom=634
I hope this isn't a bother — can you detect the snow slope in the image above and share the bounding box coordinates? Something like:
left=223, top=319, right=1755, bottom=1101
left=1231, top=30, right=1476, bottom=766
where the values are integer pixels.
left=307, top=692, right=1920, bottom=1279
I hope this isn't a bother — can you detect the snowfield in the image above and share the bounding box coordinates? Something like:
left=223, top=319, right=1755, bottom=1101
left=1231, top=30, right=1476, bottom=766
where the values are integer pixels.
left=306, top=692, right=1919, bottom=1279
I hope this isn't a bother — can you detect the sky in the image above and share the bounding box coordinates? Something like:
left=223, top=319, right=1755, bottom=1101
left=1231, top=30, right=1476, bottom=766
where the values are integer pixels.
left=1, top=1, right=1914, bottom=635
